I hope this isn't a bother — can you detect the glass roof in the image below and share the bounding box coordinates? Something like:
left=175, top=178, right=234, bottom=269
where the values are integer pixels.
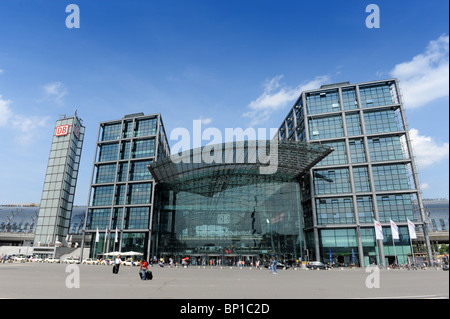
left=148, top=140, right=333, bottom=191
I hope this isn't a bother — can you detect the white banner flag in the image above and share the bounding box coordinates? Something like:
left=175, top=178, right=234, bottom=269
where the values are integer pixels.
left=374, top=219, right=384, bottom=240
left=115, top=227, right=118, bottom=243
left=390, top=219, right=399, bottom=240
left=407, top=219, right=417, bottom=239
left=95, top=227, right=99, bottom=243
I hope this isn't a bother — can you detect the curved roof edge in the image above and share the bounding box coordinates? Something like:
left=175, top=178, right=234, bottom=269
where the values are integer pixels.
left=148, top=140, right=333, bottom=184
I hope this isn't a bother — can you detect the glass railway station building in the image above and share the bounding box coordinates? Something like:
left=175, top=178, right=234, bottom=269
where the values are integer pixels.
left=81, top=79, right=433, bottom=267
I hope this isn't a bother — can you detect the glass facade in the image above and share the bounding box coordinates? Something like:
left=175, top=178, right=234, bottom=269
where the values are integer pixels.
left=149, top=140, right=332, bottom=265
left=153, top=178, right=303, bottom=265
left=34, top=115, right=85, bottom=246
left=419, top=200, right=449, bottom=232
left=278, top=79, right=431, bottom=267
left=83, top=113, right=169, bottom=259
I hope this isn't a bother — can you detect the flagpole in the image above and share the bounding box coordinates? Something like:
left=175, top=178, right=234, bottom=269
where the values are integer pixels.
left=392, top=236, right=397, bottom=266
left=95, top=227, right=99, bottom=259
left=409, top=235, right=415, bottom=265
left=407, top=219, right=417, bottom=265
left=114, top=227, right=118, bottom=253
left=103, top=227, right=108, bottom=256
left=390, top=220, right=399, bottom=266
left=374, top=219, right=384, bottom=267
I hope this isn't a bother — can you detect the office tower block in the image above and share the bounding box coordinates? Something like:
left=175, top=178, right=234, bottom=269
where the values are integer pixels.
left=82, top=113, right=169, bottom=260
left=278, top=79, right=432, bottom=267
left=34, top=114, right=85, bottom=255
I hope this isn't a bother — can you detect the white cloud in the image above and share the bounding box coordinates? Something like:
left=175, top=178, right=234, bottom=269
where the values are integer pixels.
left=409, top=128, right=449, bottom=168
left=0, top=69, right=4, bottom=74
left=420, top=183, right=430, bottom=190
left=42, top=82, right=68, bottom=105
left=0, top=95, right=13, bottom=126
left=0, top=94, right=49, bottom=144
left=390, top=34, right=449, bottom=108
left=243, top=75, right=330, bottom=126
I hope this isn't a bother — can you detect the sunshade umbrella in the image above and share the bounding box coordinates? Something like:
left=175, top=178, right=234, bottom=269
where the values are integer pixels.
left=104, top=251, right=121, bottom=256
left=121, top=251, right=143, bottom=256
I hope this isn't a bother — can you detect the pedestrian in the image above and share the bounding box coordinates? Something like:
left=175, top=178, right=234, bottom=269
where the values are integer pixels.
left=272, top=258, right=278, bottom=275
left=113, top=255, right=122, bottom=274
left=140, top=259, right=149, bottom=280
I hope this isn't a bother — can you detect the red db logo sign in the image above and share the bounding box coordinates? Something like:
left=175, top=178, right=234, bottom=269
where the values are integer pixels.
left=55, top=125, right=69, bottom=136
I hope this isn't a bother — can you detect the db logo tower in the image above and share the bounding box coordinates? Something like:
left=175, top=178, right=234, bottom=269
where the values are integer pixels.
left=55, top=124, right=70, bottom=136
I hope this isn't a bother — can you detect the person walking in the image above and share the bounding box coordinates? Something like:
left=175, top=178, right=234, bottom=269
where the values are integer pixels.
left=113, top=255, right=122, bottom=274
left=140, top=259, right=149, bottom=280
left=272, top=258, right=278, bottom=275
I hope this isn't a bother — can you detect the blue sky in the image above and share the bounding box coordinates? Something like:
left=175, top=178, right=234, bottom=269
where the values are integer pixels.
left=0, top=0, right=448, bottom=205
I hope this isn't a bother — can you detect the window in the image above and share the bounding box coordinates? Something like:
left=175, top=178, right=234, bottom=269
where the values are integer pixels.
left=101, top=123, right=122, bottom=141
left=114, top=184, right=126, bottom=205
left=124, top=207, right=150, bottom=229
left=120, top=141, right=131, bottom=160
left=368, top=136, right=405, bottom=162
left=92, top=186, right=114, bottom=206
left=127, top=183, right=152, bottom=205
left=98, top=143, right=119, bottom=162
left=364, top=110, right=400, bottom=134
left=372, top=164, right=411, bottom=191
left=95, top=164, right=116, bottom=184
left=316, top=141, right=348, bottom=166
left=345, top=113, right=362, bottom=136
left=359, top=83, right=394, bottom=108
left=376, top=194, right=414, bottom=222
left=352, top=166, right=371, bottom=192
left=116, top=162, right=129, bottom=182
left=306, top=90, right=340, bottom=115
left=342, top=88, right=358, bottom=110
left=314, top=168, right=351, bottom=195
left=134, top=118, right=157, bottom=137
left=122, top=121, right=133, bottom=138
left=129, top=160, right=153, bottom=181
left=308, top=115, right=344, bottom=140
left=319, top=228, right=357, bottom=248
left=356, top=196, right=374, bottom=223
left=132, top=139, right=155, bottom=158
left=348, top=139, right=366, bottom=163
left=87, top=208, right=111, bottom=230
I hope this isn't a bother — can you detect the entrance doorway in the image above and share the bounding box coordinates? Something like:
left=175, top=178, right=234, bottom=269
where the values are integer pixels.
left=224, top=254, right=238, bottom=266
left=241, top=255, right=258, bottom=267
left=386, top=256, right=397, bottom=266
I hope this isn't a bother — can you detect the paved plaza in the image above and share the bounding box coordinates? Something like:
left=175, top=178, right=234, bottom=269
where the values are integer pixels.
left=0, top=262, right=448, bottom=300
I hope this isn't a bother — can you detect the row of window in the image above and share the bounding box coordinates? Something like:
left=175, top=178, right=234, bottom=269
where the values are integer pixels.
left=315, top=135, right=408, bottom=166
left=314, top=193, right=416, bottom=225
left=313, top=163, right=413, bottom=195
left=87, top=207, right=151, bottom=230
left=97, top=138, right=156, bottom=162
left=317, top=227, right=413, bottom=264
left=307, top=109, right=403, bottom=140
left=95, top=160, right=153, bottom=183
left=91, top=183, right=153, bottom=206
left=303, top=83, right=395, bottom=116
left=90, top=232, right=148, bottom=258
left=101, top=117, right=158, bottom=141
